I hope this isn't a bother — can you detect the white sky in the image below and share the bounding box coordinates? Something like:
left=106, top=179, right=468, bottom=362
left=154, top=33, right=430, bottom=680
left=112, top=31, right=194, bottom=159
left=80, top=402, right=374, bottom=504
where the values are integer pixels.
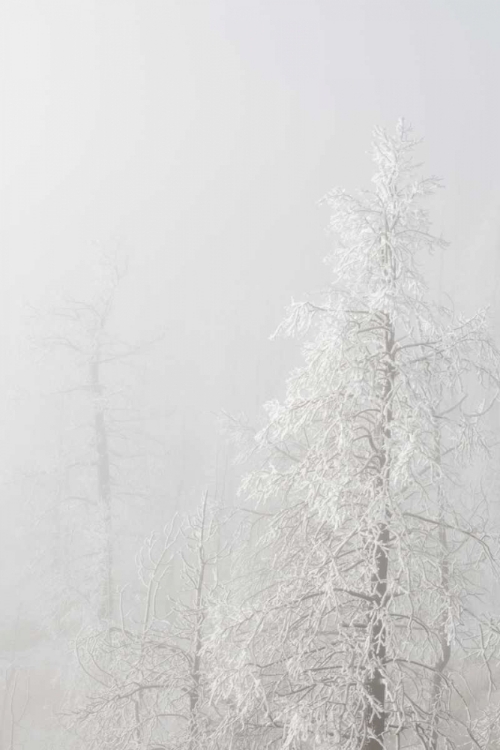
left=0, top=0, right=500, bottom=470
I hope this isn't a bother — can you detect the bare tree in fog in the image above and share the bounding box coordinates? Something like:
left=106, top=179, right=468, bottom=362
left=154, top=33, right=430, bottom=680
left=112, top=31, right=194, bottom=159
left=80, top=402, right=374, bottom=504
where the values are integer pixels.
left=31, top=251, right=162, bottom=625
left=10, top=253, right=167, bottom=747
left=209, top=123, right=500, bottom=750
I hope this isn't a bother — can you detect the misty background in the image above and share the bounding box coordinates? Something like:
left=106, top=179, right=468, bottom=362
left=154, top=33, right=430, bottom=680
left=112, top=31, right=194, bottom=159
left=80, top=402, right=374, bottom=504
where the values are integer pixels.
left=0, top=0, right=500, bottom=743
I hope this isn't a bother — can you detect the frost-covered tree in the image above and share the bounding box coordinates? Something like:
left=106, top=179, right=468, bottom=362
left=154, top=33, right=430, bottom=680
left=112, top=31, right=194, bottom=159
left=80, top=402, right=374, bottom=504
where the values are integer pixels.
left=211, top=122, right=500, bottom=750
left=74, top=492, right=231, bottom=750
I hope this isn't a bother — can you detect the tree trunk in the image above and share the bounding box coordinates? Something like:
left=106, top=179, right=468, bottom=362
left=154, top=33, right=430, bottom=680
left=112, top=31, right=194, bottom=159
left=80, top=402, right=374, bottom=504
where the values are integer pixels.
left=363, top=314, right=395, bottom=750
left=429, top=502, right=451, bottom=750
left=90, top=355, right=113, bottom=622
left=188, top=496, right=209, bottom=750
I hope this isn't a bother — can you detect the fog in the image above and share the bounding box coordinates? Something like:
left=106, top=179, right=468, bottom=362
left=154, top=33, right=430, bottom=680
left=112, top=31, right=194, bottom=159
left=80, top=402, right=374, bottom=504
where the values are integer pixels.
left=1, top=1, right=500, bottom=747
